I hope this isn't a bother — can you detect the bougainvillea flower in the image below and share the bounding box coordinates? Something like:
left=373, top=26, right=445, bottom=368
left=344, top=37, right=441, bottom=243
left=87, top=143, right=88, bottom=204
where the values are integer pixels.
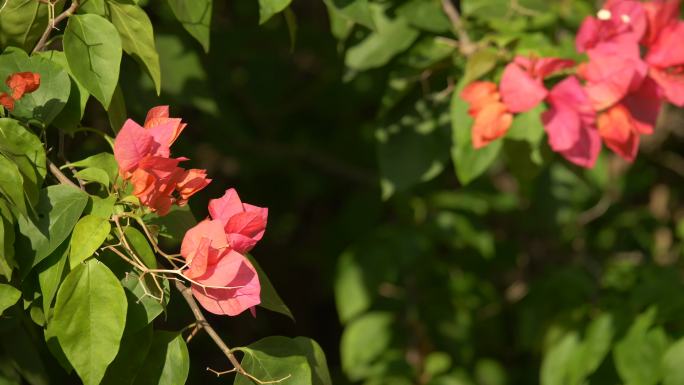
left=0, top=72, right=40, bottom=111
left=129, top=156, right=185, bottom=216
left=500, top=56, right=575, bottom=113
left=645, top=22, right=684, bottom=106
left=0, top=93, right=14, bottom=110
left=576, top=0, right=646, bottom=53
left=180, top=218, right=261, bottom=316
left=176, top=168, right=212, bottom=204
left=208, top=188, right=268, bottom=254
left=542, top=76, right=601, bottom=168
left=461, top=81, right=513, bottom=148
left=6, top=72, right=40, bottom=100
left=642, top=0, right=681, bottom=46
left=578, top=51, right=647, bottom=111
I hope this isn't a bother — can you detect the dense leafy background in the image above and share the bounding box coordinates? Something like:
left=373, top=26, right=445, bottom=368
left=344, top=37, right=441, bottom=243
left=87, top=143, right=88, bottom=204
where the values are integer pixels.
left=3, top=0, right=684, bottom=384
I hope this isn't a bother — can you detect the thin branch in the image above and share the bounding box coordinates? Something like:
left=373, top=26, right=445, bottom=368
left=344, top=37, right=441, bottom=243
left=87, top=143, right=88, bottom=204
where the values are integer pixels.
left=32, top=0, right=80, bottom=54
left=174, top=280, right=244, bottom=371
left=440, top=0, right=476, bottom=56
left=47, top=159, right=79, bottom=188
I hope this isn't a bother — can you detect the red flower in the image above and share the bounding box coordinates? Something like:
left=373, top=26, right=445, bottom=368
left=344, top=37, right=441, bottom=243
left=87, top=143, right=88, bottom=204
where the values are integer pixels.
left=179, top=188, right=267, bottom=317
left=542, top=76, right=601, bottom=168
left=461, top=81, right=513, bottom=149
left=645, top=21, right=684, bottom=106
left=576, top=0, right=646, bottom=54
left=0, top=72, right=41, bottom=111
left=500, top=56, right=575, bottom=113
left=113, top=106, right=211, bottom=215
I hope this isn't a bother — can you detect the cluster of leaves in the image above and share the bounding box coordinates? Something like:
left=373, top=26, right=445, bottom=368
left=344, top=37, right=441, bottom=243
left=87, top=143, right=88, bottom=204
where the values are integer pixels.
left=0, top=0, right=333, bottom=385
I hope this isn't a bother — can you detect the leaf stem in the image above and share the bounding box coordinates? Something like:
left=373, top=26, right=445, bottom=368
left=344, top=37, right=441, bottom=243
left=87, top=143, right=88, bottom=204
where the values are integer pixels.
left=440, top=0, right=476, bottom=56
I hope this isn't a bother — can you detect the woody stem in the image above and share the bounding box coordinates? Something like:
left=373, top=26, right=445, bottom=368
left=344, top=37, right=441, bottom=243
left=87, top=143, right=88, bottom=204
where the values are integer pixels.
left=173, top=280, right=245, bottom=373
left=32, top=0, right=80, bottom=54
left=440, top=0, right=476, bottom=56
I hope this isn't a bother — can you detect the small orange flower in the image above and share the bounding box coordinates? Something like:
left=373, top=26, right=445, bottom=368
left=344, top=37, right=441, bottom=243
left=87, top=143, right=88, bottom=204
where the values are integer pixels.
left=460, top=81, right=513, bottom=149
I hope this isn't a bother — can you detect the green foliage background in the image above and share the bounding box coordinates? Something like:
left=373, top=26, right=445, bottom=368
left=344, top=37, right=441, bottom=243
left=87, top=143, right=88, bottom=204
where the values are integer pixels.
left=2, top=0, right=684, bottom=384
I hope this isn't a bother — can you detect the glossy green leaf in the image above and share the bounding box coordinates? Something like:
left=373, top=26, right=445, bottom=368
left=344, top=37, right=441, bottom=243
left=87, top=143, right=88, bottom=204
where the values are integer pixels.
left=120, top=272, right=169, bottom=332
left=37, top=50, right=90, bottom=132
left=37, top=237, right=69, bottom=315
left=463, top=47, right=499, bottom=84
left=123, top=227, right=156, bottom=268
left=166, top=0, right=212, bottom=52
left=108, top=1, right=161, bottom=94
left=234, top=336, right=313, bottom=385
left=68, top=152, right=119, bottom=184
left=69, top=215, right=111, bottom=268
left=395, top=0, right=451, bottom=33
left=293, top=337, right=333, bottom=385
left=0, top=118, right=46, bottom=205
left=0, top=200, right=16, bottom=280
left=258, top=0, right=292, bottom=24
left=246, top=254, right=293, bottom=320
left=450, top=80, right=502, bottom=185
left=0, top=0, right=58, bottom=51
left=16, top=184, right=88, bottom=272
left=0, top=48, right=71, bottom=125
left=52, top=260, right=127, bottom=385
left=132, top=332, right=189, bottom=385
left=0, top=284, right=20, bottom=315
left=663, top=337, right=684, bottom=385
left=345, top=5, right=419, bottom=70
left=0, top=155, right=27, bottom=217
left=64, top=14, right=122, bottom=108
left=341, top=312, right=394, bottom=381
left=323, top=0, right=374, bottom=29
left=86, top=195, right=116, bottom=219
left=101, top=324, right=153, bottom=385
left=74, top=167, right=110, bottom=187
left=614, top=308, right=669, bottom=385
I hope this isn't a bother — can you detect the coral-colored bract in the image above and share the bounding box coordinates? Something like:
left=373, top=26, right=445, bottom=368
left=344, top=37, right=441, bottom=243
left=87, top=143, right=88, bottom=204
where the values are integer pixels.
left=113, top=106, right=210, bottom=215
left=180, top=188, right=267, bottom=316
left=460, top=81, right=513, bottom=149
left=459, top=0, right=684, bottom=166
left=0, top=72, right=40, bottom=111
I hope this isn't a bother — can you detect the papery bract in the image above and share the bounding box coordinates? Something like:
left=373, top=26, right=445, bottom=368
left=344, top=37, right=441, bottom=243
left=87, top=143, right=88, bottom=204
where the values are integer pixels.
left=0, top=93, right=14, bottom=110
left=642, top=0, right=681, bottom=46
left=579, top=50, right=647, bottom=111
left=576, top=0, right=646, bottom=53
left=6, top=72, right=40, bottom=100
left=500, top=56, right=575, bottom=113
left=645, top=22, right=684, bottom=106
left=542, top=76, right=601, bottom=168
left=461, top=81, right=513, bottom=148
left=208, top=188, right=268, bottom=254
left=597, top=104, right=641, bottom=162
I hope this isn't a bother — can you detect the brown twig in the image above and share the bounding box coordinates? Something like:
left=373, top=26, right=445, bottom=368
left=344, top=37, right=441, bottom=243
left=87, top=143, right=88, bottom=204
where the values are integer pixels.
left=32, top=0, right=80, bottom=54
left=47, top=159, right=78, bottom=188
left=440, top=0, right=476, bottom=56
left=174, top=280, right=244, bottom=371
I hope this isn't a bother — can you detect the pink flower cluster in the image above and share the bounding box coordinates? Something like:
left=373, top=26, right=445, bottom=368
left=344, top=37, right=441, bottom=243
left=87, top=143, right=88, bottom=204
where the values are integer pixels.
left=180, top=188, right=267, bottom=316
left=461, top=0, right=684, bottom=167
left=113, top=106, right=211, bottom=215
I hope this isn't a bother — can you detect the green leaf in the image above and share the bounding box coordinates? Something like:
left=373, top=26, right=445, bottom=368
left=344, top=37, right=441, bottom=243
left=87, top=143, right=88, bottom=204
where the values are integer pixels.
left=345, top=5, right=419, bottom=70
left=36, top=50, right=90, bottom=132
left=0, top=284, right=20, bottom=315
left=16, top=184, right=88, bottom=272
left=663, top=337, right=684, bottom=385
left=145, top=204, right=197, bottom=247
left=0, top=118, right=46, bottom=205
left=74, top=167, right=110, bottom=187
left=377, top=98, right=451, bottom=199
left=0, top=322, right=49, bottom=385
left=541, top=332, right=580, bottom=385
left=0, top=154, right=27, bottom=217
left=86, top=195, right=116, bottom=219
left=323, top=0, right=375, bottom=30
left=0, top=0, right=58, bottom=51
left=123, top=227, right=156, bottom=268
left=108, top=1, right=161, bottom=94
left=293, top=337, right=333, bottom=385
left=0, top=200, right=16, bottom=280
left=68, top=152, right=119, bottom=184
left=463, top=47, right=499, bottom=84
left=69, top=215, right=111, bottom=268
left=63, top=14, right=122, bottom=109
left=335, top=251, right=370, bottom=324
left=107, top=84, right=127, bottom=133
left=45, top=319, right=74, bottom=373
left=37, top=237, right=70, bottom=315
left=450, top=80, right=502, bottom=185
left=120, top=272, right=169, bottom=332
left=258, top=0, right=292, bottom=24
left=614, top=307, right=669, bottom=385
left=166, top=0, right=212, bottom=52
left=101, top=324, right=153, bottom=385
left=79, top=0, right=108, bottom=16
left=132, top=332, right=189, bottom=385
left=234, top=336, right=313, bottom=385
left=341, top=312, right=394, bottom=381
left=395, top=0, right=451, bottom=33
left=246, top=254, right=293, bottom=320
left=0, top=48, right=71, bottom=125
left=52, top=259, right=127, bottom=385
